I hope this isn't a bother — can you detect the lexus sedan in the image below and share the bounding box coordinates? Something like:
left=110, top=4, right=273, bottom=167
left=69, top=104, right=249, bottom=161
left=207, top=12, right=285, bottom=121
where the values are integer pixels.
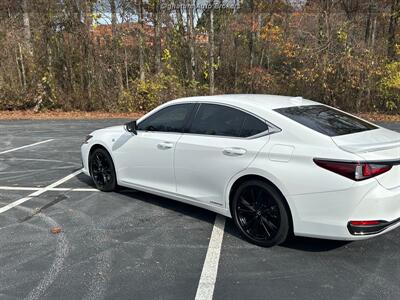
left=81, top=95, right=400, bottom=247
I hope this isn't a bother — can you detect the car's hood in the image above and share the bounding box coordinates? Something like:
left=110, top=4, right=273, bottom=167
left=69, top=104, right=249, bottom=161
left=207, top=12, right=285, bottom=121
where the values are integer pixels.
left=93, top=125, right=126, bottom=135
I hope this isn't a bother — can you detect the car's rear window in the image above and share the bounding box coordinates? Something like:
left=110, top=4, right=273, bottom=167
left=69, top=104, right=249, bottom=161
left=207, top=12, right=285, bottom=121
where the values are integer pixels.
left=274, top=105, right=378, bottom=136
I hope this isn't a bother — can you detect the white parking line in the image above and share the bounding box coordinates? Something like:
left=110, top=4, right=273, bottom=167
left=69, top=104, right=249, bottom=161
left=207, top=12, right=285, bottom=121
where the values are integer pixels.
left=29, top=170, right=83, bottom=197
left=0, top=169, right=82, bottom=215
left=195, top=214, right=226, bottom=300
left=0, top=186, right=99, bottom=192
left=0, top=186, right=39, bottom=191
left=0, top=139, right=54, bottom=155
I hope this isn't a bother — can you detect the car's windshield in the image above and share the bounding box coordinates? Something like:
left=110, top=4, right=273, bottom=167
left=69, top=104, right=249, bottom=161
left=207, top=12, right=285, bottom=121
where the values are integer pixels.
left=274, top=105, right=378, bottom=136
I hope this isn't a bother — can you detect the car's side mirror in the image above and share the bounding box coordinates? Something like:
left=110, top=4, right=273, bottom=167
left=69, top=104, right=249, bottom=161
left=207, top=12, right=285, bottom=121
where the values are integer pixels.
left=125, top=120, right=137, bottom=135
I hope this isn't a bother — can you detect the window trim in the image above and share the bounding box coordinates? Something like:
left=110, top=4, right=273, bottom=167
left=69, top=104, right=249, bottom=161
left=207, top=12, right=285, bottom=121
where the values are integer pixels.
left=185, top=102, right=281, bottom=140
left=137, top=101, right=282, bottom=139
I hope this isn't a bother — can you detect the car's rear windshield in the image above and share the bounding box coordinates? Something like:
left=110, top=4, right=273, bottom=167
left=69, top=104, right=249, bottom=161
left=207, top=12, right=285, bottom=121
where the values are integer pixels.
left=274, top=105, right=378, bottom=136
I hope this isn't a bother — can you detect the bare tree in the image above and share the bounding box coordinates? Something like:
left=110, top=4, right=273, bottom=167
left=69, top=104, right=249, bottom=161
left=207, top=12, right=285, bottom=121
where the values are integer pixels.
left=153, top=0, right=162, bottom=73
left=249, top=0, right=256, bottom=68
left=209, top=0, right=215, bottom=95
left=187, top=0, right=196, bottom=81
left=364, top=1, right=377, bottom=48
left=138, top=0, right=145, bottom=81
left=233, top=0, right=239, bottom=91
left=22, top=0, right=32, bottom=55
left=388, top=0, right=399, bottom=59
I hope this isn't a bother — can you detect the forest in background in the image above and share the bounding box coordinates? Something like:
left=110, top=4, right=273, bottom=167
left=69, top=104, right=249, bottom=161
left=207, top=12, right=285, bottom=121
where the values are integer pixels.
left=0, top=0, right=399, bottom=114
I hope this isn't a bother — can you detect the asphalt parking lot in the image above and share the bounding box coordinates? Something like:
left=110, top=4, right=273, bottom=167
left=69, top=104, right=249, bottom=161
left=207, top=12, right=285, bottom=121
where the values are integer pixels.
left=1, top=119, right=400, bottom=300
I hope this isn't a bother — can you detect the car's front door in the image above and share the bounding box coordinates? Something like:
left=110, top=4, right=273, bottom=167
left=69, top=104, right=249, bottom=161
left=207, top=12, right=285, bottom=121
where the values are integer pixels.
left=116, top=103, right=195, bottom=193
left=174, top=103, right=270, bottom=207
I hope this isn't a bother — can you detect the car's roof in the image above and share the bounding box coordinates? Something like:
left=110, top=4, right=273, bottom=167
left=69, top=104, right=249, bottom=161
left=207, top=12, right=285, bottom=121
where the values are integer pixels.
left=169, top=94, right=319, bottom=110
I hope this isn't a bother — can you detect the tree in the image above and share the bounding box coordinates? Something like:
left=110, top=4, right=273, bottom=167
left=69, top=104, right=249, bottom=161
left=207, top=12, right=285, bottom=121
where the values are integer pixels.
left=153, top=0, right=162, bottom=73
left=138, top=0, right=145, bottom=81
left=388, top=0, right=399, bottom=60
left=209, top=0, right=215, bottom=95
left=187, top=0, right=196, bottom=81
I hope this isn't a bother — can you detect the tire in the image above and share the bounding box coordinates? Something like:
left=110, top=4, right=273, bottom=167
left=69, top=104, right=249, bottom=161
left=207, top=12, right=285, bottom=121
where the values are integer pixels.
left=232, top=179, right=290, bottom=247
left=89, top=148, right=117, bottom=192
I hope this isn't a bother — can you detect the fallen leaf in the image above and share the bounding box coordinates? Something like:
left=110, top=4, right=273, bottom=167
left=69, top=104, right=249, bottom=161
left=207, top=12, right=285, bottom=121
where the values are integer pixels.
left=50, top=227, right=62, bottom=234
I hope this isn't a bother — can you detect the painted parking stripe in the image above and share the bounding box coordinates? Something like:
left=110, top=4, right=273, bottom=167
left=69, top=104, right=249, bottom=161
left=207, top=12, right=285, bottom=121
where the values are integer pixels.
left=195, top=214, right=226, bottom=300
left=0, top=139, right=54, bottom=155
left=0, top=169, right=82, bottom=215
left=29, top=170, right=83, bottom=197
left=0, top=186, right=40, bottom=191
left=0, top=186, right=99, bottom=192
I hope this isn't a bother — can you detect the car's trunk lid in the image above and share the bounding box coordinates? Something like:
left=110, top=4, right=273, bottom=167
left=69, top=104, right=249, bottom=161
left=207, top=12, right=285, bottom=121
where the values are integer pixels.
left=332, top=128, right=400, bottom=189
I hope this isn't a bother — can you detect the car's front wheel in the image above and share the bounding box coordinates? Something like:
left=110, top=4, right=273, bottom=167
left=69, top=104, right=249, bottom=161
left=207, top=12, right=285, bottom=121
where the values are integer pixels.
left=89, top=147, right=117, bottom=192
left=232, top=180, right=290, bottom=247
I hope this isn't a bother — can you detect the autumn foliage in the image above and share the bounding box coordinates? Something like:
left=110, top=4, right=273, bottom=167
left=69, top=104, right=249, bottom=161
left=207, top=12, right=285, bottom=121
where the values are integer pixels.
left=0, top=0, right=399, bottom=114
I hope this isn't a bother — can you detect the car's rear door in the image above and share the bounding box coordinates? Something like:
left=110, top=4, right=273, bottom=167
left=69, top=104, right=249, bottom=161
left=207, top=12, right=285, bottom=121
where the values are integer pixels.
left=116, top=103, right=195, bottom=193
left=174, top=103, right=270, bottom=207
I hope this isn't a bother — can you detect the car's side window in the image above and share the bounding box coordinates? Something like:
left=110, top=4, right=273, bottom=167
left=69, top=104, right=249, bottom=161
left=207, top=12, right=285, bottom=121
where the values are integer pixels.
left=188, top=103, right=268, bottom=138
left=137, top=103, right=194, bottom=133
left=240, top=114, right=269, bottom=137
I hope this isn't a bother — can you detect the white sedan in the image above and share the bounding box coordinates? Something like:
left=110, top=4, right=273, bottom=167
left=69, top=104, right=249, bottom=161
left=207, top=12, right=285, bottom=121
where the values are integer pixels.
left=81, top=95, right=400, bottom=247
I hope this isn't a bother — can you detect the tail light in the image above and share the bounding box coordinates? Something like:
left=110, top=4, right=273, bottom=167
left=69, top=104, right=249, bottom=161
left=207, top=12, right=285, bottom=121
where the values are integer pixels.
left=349, top=220, right=381, bottom=226
left=314, top=159, right=392, bottom=181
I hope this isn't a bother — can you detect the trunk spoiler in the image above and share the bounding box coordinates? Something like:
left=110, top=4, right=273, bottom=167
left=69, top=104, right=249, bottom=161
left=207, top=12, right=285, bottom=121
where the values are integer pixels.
left=336, top=140, right=400, bottom=154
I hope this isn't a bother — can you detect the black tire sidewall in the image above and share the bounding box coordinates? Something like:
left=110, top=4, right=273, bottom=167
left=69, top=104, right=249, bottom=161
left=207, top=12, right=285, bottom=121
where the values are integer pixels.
left=232, top=180, right=289, bottom=247
left=89, top=148, right=117, bottom=192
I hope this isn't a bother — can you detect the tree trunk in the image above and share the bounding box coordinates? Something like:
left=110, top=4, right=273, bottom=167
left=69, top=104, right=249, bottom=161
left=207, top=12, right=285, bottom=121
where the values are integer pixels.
left=233, top=0, right=239, bottom=92
left=125, top=48, right=129, bottom=88
left=209, top=0, right=215, bottom=95
left=234, top=35, right=239, bottom=92
left=365, top=3, right=371, bottom=45
left=174, top=1, right=188, bottom=78
left=154, top=0, right=162, bottom=74
left=371, top=13, right=377, bottom=48
left=318, top=0, right=328, bottom=46
left=365, top=2, right=377, bottom=48
left=22, top=0, right=33, bottom=55
left=138, top=0, right=145, bottom=81
left=249, top=0, right=256, bottom=69
left=82, top=0, right=94, bottom=107
left=110, top=0, right=117, bottom=39
left=18, top=43, right=27, bottom=88
left=110, top=0, right=123, bottom=90
left=187, top=0, right=196, bottom=81
left=388, top=0, right=399, bottom=60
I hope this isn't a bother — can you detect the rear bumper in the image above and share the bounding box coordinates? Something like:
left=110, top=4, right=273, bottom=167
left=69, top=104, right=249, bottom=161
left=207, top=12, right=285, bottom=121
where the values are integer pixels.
left=347, top=217, right=400, bottom=235
left=290, top=180, right=400, bottom=240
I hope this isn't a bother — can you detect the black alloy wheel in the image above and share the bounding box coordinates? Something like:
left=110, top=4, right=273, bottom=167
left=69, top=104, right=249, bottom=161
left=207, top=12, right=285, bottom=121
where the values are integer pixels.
left=89, top=148, right=117, bottom=192
left=232, top=180, right=290, bottom=247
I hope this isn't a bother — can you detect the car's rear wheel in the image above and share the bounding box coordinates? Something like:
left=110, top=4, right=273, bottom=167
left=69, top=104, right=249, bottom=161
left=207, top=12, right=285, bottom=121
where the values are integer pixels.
left=89, top=148, right=117, bottom=192
left=232, top=180, right=289, bottom=247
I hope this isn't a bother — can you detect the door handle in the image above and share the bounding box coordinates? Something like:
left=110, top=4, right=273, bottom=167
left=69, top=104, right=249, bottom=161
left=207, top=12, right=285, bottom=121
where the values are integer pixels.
left=222, top=147, right=247, bottom=156
left=157, top=142, right=174, bottom=150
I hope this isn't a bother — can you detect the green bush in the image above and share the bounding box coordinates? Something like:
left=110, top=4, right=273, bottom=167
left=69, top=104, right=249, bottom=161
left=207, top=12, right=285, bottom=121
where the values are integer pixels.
left=117, top=73, right=185, bottom=112
left=379, top=61, right=400, bottom=112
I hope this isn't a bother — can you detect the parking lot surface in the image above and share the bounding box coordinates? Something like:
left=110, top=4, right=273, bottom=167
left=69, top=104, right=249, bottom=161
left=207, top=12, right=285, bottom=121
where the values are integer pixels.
left=0, top=119, right=399, bottom=300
